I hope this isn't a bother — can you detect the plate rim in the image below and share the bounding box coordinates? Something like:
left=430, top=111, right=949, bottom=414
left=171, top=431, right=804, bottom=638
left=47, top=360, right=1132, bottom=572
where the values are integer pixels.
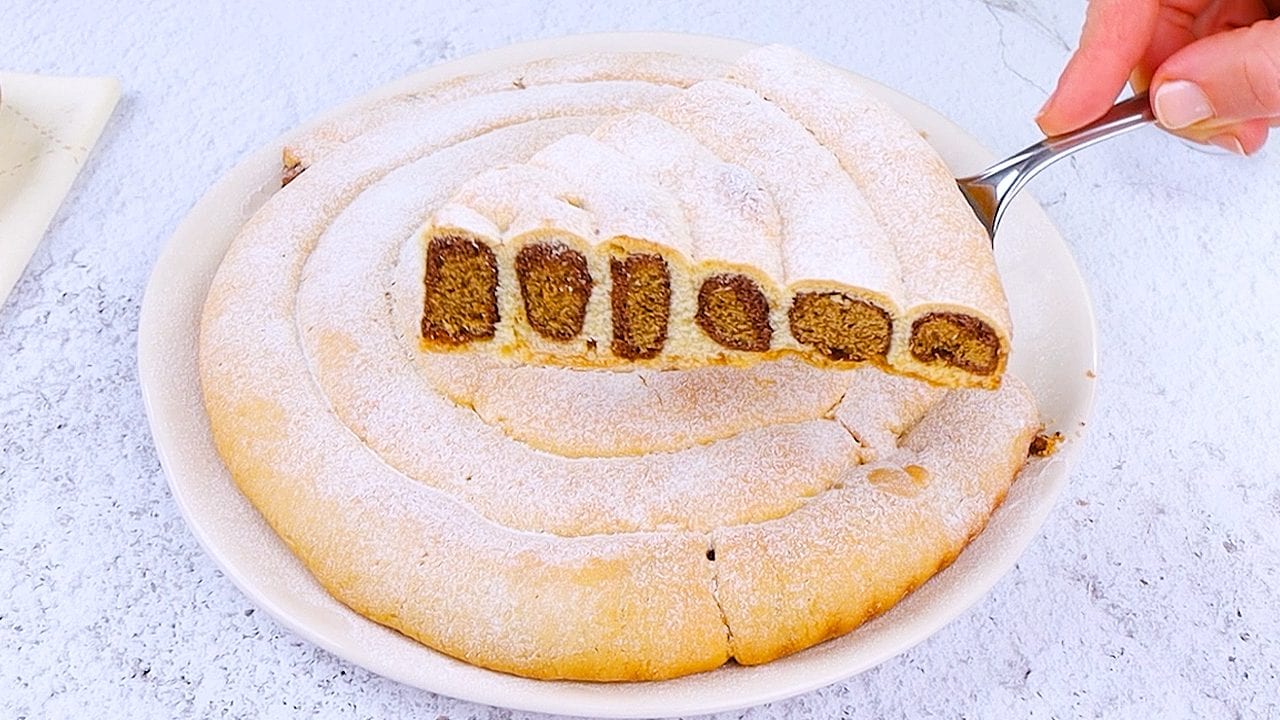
left=137, top=30, right=1097, bottom=718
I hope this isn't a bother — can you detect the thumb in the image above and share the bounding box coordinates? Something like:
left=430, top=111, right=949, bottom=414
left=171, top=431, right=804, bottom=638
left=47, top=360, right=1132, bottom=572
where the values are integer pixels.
left=1151, top=18, right=1280, bottom=138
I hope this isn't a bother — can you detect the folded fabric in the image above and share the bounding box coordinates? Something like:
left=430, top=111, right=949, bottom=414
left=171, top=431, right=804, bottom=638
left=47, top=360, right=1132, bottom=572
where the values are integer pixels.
left=0, top=73, right=120, bottom=308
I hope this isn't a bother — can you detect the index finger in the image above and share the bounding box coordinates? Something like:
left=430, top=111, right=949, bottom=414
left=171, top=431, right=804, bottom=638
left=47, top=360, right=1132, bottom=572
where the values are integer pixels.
left=1037, top=0, right=1161, bottom=135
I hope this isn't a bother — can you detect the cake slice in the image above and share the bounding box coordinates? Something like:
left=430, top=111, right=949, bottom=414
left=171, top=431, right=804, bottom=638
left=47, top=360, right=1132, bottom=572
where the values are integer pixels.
left=413, top=47, right=1010, bottom=388
left=727, top=44, right=1010, bottom=385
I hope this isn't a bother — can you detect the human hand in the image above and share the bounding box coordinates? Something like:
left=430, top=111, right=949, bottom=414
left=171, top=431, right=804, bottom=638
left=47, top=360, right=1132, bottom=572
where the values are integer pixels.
left=1036, top=0, right=1280, bottom=154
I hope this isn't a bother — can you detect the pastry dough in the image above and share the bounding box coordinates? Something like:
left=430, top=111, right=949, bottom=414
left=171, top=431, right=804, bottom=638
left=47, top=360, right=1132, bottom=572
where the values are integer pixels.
left=200, top=48, right=1040, bottom=681
left=0, top=73, right=119, bottom=307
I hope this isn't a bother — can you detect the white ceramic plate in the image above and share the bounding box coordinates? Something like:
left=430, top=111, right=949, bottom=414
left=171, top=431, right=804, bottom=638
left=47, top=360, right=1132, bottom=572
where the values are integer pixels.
left=138, top=32, right=1096, bottom=719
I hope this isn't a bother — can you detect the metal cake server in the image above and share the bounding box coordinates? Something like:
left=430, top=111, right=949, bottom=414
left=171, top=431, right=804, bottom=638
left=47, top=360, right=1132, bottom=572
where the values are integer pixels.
left=957, top=93, right=1155, bottom=241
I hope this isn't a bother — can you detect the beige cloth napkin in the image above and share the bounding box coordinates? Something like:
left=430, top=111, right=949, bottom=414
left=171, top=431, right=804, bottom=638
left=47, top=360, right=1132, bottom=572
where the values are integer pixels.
left=0, top=73, right=120, bottom=308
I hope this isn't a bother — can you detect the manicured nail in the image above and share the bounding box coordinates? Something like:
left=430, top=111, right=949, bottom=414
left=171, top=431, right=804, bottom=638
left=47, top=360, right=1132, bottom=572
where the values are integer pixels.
left=1035, top=97, right=1051, bottom=120
left=1034, top=102, right=1058, bottom=135
left=1154, top=80, right=1214, bottom=129
left=1208, top=134, right=1246, bottom=155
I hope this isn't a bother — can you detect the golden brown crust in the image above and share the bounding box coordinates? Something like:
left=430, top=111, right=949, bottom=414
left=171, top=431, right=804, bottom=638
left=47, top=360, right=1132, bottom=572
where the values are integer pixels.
left=713, top=384, right=1039, bottom=665
left=204, top=390, right=732, bottom=681
left=202, top=48, right=1040, bottom=682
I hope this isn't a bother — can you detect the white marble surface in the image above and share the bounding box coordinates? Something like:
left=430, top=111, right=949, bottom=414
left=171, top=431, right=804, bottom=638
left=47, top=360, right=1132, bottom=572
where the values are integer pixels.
left=2, top=1, right=1277, bottom=717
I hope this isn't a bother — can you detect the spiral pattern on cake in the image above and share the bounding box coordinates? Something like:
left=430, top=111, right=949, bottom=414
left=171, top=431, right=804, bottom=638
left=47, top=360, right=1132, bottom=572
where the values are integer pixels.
left=199, top=46, right=1040, bottom=681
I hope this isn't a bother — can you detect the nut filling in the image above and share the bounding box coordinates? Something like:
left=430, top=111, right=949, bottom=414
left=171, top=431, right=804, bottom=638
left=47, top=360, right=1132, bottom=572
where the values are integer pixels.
left=909, top=312, right=1001, bottom=375
left=788, top=291, right=892, bottom=362
left=610, top=253, right=671, bottom=360
left=420, top=235, right=499, bottom=345
left=515, top=242, right=593, bottom=341
left=695, top=273, right=772, bottom=352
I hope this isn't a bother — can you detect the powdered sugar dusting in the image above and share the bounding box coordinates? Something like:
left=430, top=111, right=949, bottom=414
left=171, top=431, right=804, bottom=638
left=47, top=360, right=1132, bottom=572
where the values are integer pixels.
left=288, top=52, right=733, bottom=170
left=199, top=46, right=1041, bottom=681
left=400, top=50, right=1011, bottom=386
left=728, top=46, right=1011, bottom=381
left=652, top=80, right=904, bottom=305
left=593, top=111, right=785, bottom=278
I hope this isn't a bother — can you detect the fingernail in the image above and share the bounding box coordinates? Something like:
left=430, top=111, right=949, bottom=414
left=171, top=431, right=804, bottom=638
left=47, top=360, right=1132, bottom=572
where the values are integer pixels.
left=1034, top=85, right=1058, bottom=120
left=1154, top=80, right=1215, bottom=129
left=1034, top=99, right=1058, bottom=134
left=1208, top=134, right=1246, bottom=155
left=1033, top=108, right=1049, bottom=132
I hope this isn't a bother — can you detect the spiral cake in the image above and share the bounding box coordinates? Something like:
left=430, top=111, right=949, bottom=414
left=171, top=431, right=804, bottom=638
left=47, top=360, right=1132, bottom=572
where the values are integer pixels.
left=199, top=45, right=1041, bottom=681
